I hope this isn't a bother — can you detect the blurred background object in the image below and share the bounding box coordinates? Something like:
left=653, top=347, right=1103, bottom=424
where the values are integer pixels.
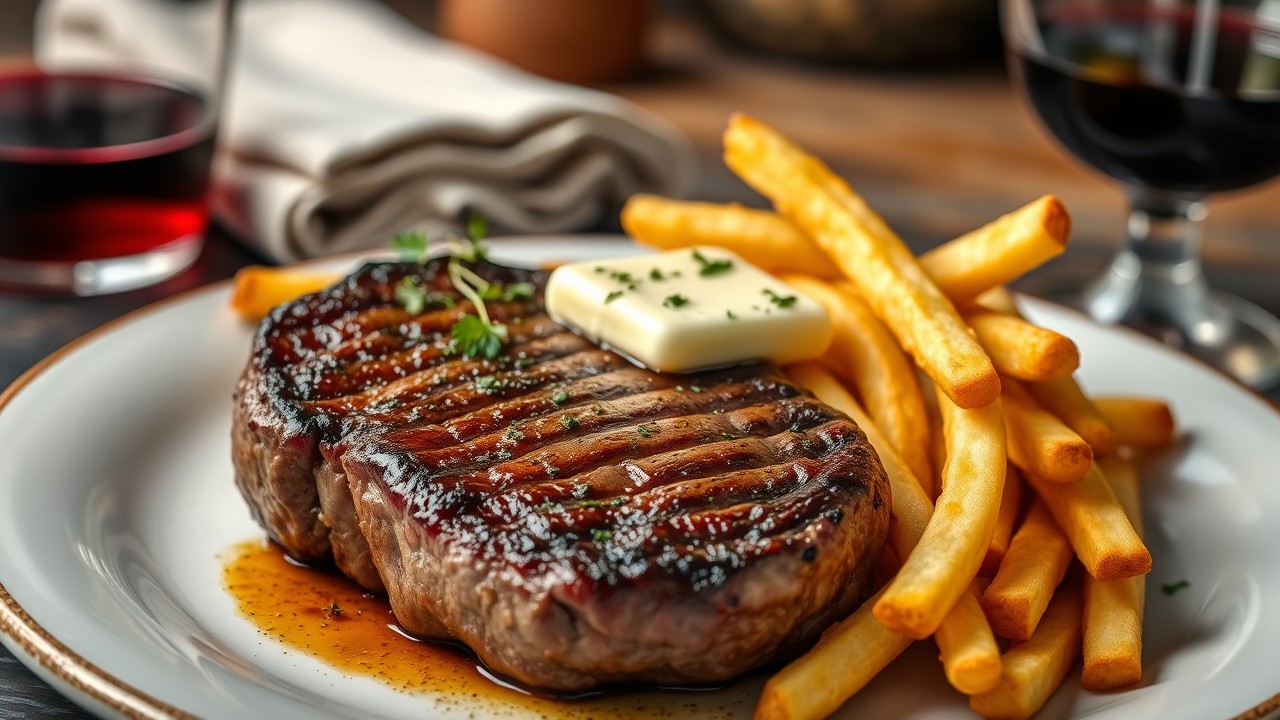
left=438, top=0, right=650, bottom=83
left=692, top=0, right=997, bottom=65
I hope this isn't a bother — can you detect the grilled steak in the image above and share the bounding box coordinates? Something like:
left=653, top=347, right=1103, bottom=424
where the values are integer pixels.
left=232, top=257, right=890, bottom=691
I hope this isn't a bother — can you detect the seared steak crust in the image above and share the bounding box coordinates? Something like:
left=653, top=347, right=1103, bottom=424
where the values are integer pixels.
left=232, top=258, right=890, bottom=691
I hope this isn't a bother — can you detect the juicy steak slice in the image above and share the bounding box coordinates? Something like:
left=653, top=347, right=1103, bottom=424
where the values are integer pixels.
left=232, top=257, right=891, bottom=691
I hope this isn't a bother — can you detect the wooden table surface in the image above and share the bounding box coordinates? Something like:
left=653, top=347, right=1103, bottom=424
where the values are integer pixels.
left=1, top=8, right=1279, bottom=719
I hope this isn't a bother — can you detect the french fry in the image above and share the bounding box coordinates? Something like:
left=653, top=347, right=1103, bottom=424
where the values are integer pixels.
left=1026, top=376, right=1117, bottom=457
left=1093, top=397, right=1177, bottom=449
left=874, top=388, right=1006, bottom=639
left=936, top=583, right=1003, bottom=695
left=968, top=312, right=1080, bottom=382
left=724, top=114, right=1000, bottom=409
left=1026, top=463, right=1151, bottom=581
left=1082, top=454, right=1145, bottom=691
left=973, top=285, right=1021, bottom=315
left=779, top=364, right=1001, bottom=715
left=1002, top=379, right=1093, bottom=483
left=981, top=500, right=1074, bottom=641
left=981, top=464, right=1024, bottom=576
left=755, top=586, right=911, bottom=720
left=231, top=265, right=343, bottom=323
left=969, top=573, right=1084, bottom=720
left=786, top=275, right=933, bottom=486
left=620, top=194, right=837, bottom=278
left=919, top=195, right=1070, bottom=301
left=975, top=286, right=1118, bottom=455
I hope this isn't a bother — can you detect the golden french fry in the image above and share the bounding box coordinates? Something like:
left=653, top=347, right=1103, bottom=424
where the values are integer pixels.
left=970, top=573, right=1084, bottom=720
left=1082, top=455, right=1145, bottom=691
left=786, top=275, right=933, bottom=485
left=936, top=583, right=1003, bottom=695
left=754, top=586, right=911, bottom=720
left=968, top=312, right=1080, bottom=382
left=1027, top=463, right=1151, bottom=581
left=231, top=266, right=343, bottom=323
left=982, top=500, right=1074, bottom=641
left=779, top=364, right=1002, bottom=716
left=620, top=194, right=837, bottom=278
left=919, top=195, right=1070, bottom=301
left=1027, top=376, right=1117, bottom=457
left=1002, top=379, right=1093, bottom=483
left=981, top=464, right=1025, bottom=576
left=724, top=114, right=1000, bottom=409
left=874, top=388, right=1007, bottom=639
left=1093, top=396, right=1177, bottom=449
left=973, top=287, right=1118, bottom=455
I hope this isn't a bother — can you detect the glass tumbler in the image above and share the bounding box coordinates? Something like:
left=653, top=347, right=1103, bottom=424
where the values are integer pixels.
left=0, top=0, right=233, bottom=295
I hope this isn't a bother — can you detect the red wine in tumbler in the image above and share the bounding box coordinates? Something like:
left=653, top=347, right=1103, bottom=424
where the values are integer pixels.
left=0, top=70, right=216, bottom=267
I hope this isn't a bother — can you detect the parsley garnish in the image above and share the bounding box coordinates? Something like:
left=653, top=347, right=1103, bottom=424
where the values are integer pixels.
left=663, top=294, right=690, bottom=309
left=580, top=499, right=604, bottom=508
left=726, top=310, right=737, bottom=320
left=322, top=601, right=343, bottom=619
left=391, top=231, right=430, bottom=263
left=551, top=389, right=570, bottom=406
left=572, top=483, right=589, bottom=499
left=502, top=426, right=525, bottom=442
left=388, top=218, right=506, bottom=359
left=649, top=268, right=665, bottom=281
left=561, top=415, right=580, bottom=430
left=592, top=529, right=613, bottom=542
left=636, top=424, right=655, bottom=438
left=474, top=375, right=499, bottom=391
left=692, top=249, right=733, bottom=276
left=503, top=282, right=534, bottom=301
left=605, top=290, right=624, bottom=304
left=610, top=497, right=628, bottom=507
left=467, top=214, right=489, bottom=245
left=1162, top=580, right=1190, bottom=596
left=764, top=288, right=798, bottom=308
left=395, top=276, right=428, bottom=315
left=449, top=315, right=507, bottom=360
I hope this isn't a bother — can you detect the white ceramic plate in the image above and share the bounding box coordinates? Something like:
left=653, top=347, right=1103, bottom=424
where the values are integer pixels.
left=0, top=237, right=1277, bottom=720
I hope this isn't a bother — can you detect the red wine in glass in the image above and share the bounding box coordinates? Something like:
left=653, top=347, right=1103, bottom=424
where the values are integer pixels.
left=1016, top=3, right=1280, bottom=194
left=0, top=70, right=217, bottom=294
left=1003, top=0, right=1280, bottom=388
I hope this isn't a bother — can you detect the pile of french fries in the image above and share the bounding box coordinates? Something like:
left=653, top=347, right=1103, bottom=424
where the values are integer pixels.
left=627, top=115, right=1175, bottom=720
left=230, top=114, right=1178, bottom=720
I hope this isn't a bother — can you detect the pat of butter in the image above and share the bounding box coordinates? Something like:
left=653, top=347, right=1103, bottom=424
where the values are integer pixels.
left=545, top=246, right=832, bottom=372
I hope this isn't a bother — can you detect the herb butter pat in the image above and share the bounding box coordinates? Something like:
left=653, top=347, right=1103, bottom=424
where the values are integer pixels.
left=546, top=246, right=832, bottom=372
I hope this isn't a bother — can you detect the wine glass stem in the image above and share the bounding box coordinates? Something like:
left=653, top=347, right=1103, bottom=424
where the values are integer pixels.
left=1128, top=190, right=1211, bottom=319
left=1085, top=189, right=1221, bottom=337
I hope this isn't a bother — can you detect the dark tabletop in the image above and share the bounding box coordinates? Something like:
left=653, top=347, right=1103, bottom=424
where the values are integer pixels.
left=4, top=11, right=1280, bottom=720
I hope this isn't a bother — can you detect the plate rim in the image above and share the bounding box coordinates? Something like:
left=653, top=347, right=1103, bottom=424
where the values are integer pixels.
left=1, top=247, right=1279, bottom=720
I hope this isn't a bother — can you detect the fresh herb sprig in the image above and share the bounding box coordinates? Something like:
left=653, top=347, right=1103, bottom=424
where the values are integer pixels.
left=390, top=216, right=511, bottom=360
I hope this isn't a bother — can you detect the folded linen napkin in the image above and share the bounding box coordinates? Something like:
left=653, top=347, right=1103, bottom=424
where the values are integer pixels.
left=37, top=0, right=696, bottom=261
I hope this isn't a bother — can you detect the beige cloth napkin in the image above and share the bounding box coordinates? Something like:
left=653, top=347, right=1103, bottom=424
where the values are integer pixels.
left=37, top=0, right=697, bottom=261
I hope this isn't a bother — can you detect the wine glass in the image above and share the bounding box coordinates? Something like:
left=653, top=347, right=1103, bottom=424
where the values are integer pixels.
left=1000, top=0, right=1280, bottom=389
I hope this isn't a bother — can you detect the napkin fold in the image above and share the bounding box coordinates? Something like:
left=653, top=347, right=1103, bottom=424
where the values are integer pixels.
left=37, top=0, right=697, bottom=261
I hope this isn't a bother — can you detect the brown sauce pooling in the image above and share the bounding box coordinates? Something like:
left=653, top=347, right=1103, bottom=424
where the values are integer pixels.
left=221, top=539, right=757, bottom=719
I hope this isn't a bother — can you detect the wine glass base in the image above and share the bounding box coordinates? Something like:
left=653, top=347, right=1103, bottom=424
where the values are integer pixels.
left=1030, top=277, right=1280, bottom=391
left=0, top=235, right=202, bottom=297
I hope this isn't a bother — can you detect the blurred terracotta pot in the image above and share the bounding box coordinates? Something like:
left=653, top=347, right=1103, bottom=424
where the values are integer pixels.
left=439, top=0, right=649, bottom=85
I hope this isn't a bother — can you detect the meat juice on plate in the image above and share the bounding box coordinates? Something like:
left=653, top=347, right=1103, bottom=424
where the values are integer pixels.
left=1013, top=2, right=1280, bottom=193
left=222, top=540, right=758, bottom=719
left=0, top=71, right=215, bottom=265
